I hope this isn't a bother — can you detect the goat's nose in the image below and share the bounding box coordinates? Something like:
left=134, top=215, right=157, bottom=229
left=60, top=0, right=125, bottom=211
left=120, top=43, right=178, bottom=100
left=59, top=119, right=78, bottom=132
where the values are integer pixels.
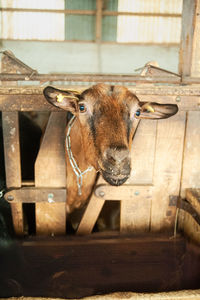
left=105, top=146, right=130, bottom=165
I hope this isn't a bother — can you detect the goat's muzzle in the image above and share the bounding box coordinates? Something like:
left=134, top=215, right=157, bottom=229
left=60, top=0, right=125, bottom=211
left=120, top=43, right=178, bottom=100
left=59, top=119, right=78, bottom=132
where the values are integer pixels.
left=101, top=146, right=131, bottom=186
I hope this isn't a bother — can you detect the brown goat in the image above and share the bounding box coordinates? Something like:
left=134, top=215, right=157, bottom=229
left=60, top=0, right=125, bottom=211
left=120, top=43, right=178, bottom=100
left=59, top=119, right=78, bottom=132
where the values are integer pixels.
left=43, top=83, right=178, bottom=214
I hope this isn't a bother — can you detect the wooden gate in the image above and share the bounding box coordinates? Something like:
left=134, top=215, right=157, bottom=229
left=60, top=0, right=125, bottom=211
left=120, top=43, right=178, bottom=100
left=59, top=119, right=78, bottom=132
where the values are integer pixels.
left=1, top=0, right=200, bottom=240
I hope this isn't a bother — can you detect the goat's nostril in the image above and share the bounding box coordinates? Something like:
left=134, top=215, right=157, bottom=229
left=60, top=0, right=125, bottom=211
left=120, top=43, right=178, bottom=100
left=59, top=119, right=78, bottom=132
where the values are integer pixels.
left=105, top=147, right=129, bottom=165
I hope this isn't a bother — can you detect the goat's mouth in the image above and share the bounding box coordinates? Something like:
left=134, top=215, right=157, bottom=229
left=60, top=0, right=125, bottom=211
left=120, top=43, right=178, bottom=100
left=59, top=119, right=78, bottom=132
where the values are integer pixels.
left=101, top=170, right=129, bottom=186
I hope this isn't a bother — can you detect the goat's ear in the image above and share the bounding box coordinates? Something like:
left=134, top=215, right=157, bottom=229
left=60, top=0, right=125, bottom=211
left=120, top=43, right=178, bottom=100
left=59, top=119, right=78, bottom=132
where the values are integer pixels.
left=136, top=102, right=178, bottom=119
left=43, top=86, right=79, bottom=113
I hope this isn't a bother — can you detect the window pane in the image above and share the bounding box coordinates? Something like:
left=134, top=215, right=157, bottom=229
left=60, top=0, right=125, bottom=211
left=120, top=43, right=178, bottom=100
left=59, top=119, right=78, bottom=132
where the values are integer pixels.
left=118, top=0, right=182, bottom=14
left=1, top=0, right=64, bottom=9
left=65, top=0, right=96, bottom=41
left=117, top=0, right=182, bottom=43
left=117, top=16, right=181, bottom=43
left=102, top=0, right=118, bottom=42
left=65, top=0, right=96, bottom=10
left=65, top=15, right=95, bottom=41
left=1, top=0, right=64, bottom=40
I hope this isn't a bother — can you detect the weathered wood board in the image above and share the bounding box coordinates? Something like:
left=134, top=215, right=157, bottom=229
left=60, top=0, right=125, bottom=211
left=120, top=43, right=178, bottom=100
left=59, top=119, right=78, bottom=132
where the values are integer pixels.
left=2, top=111, right=23, bottom=235
left=35, top=112, right=67, bottom=235
left=1, top=234, right=200, bottom=299
left=151, top=112, right=186, bottom=232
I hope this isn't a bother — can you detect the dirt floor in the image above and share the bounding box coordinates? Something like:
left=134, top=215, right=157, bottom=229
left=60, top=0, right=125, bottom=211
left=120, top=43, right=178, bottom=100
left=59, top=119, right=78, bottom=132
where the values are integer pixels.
left=1, top=290, right=200, bottom=300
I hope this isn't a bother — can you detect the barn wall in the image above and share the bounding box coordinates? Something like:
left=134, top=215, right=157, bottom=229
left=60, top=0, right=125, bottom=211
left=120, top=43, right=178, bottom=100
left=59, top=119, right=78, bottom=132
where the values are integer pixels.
left=0, top=40, right=179, bottom=74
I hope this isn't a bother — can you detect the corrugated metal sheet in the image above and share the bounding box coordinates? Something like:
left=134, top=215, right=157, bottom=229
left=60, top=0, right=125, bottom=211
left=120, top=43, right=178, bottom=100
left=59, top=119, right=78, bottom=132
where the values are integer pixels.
left=118, top=0, right=182, bottom=14
left=1, top=0, right=65, bottom=40
left=117, top=0, right=182, bottom=43
left=0, top=0, right=182, bottom=43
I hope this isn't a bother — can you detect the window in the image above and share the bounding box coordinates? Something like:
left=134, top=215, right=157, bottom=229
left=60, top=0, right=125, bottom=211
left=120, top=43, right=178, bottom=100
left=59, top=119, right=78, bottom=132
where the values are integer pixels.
left=0, top=0, right=182, bottom=44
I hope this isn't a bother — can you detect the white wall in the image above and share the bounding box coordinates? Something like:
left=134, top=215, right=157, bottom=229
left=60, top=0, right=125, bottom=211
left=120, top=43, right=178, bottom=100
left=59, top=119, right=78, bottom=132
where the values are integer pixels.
left=0, top=40, right=180, bottom=75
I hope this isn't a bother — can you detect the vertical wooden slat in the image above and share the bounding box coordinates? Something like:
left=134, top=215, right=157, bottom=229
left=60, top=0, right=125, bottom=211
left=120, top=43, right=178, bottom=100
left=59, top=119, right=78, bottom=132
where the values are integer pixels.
left=191, top=0, right=200, bottom=76
left=181, top=112, right=200, bottom=197
left=1, top=52, right=24, bottom=236
left=120, top=120, right=157, bottom=232
left=150, top=112, right=186, bottom=232
left=35, top=112, right=66, bottom=235
left=96, top=0, right=102, bottom=43
left=2, top=112, right=24, bottom=235
left=179, top=0, right=197, bottom=75
left=126, top=120, right=157, bottom=185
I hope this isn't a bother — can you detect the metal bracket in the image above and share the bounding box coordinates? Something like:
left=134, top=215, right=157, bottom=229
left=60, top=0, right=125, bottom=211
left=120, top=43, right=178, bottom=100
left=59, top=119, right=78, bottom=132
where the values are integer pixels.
left=177, top=198, right=200, bottom=227
left=136, top=61, right=180, bottom=78
left=1, top=50, right=38, bottom=76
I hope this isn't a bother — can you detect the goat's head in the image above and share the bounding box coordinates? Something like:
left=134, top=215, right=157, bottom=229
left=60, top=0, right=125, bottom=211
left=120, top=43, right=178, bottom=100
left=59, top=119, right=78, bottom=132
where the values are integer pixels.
left=44, top=84, right=178, bottom=186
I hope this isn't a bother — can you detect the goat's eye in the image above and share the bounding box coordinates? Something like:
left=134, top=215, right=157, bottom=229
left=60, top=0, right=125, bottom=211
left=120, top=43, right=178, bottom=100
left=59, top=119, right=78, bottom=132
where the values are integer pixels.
left=135, top=109, right=141, bottom=117
left=79, top=103, right=86, bottom=113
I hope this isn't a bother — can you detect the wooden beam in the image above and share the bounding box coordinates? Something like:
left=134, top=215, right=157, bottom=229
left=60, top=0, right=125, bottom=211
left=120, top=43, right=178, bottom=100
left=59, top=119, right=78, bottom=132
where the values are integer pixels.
left=96, top=0, right=102, bottom=43
left=1, top=234, right=199, bottom=298
left=179, top=0, right=197, bottom=76
left=2, top=112, right=24, bottom=235
left=4, top=188, right=66, bottom=203
left=0, top=73, right=181, bottom=83
left=0, top=92, right=200, bottom=113
left=0, top=7, right=181, bottom=17
left=191, top=0, right=200, bottom=76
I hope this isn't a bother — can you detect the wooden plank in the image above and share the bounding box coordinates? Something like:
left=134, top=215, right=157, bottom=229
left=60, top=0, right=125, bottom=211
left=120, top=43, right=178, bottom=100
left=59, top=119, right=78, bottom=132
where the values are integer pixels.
left=77, top=193, right=105, bottom=235
left=1, top=85, right=200, bottom=96
left=120, top=187, right=153, bottom=233
left=191, top=0, right=200, bottom=76
left=179, top=0, right=197, bottom=75
left=1, top=234, right=198, bottom=299
left=150, top=112, right=186, bottom=232
left=2, top=112, right=24, bottom=235
left=181, top=112, right=200, bottom=198
left=0, top=93, right=200, bottom=111
left=4, top=188, right=66, bottom=203
left=120, top=120, right=156, bottom=232
left=0, top=73, right=181, bottom=83
left=35, top=112, right=66, bottom=235
left=95, top=185, right=153, bottom=201
left=127, top=120, right=157, bottom=185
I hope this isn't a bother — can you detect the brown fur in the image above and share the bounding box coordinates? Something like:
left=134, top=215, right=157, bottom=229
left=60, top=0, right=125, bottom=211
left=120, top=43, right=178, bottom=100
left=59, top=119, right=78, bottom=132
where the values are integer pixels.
left=65, top=84, right=139, bottom=213
left=43, top=83, right=178, bottom=217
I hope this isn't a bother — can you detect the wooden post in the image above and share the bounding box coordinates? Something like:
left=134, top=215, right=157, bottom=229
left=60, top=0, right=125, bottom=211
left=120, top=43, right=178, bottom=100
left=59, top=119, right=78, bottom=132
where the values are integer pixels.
left=1, top=52, right=24, bottom=235
left=179, top=0, right=200, bottom=236
left=179, top=0, right=197, bottom=76
left=35, top=112, right=67, bottom=235
left=2, top=112, right=24, bottom=235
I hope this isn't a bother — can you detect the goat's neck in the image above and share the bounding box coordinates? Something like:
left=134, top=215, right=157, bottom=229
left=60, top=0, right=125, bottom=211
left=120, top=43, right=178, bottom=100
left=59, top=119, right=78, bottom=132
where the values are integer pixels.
left=66, top=118, right=97, bottom=213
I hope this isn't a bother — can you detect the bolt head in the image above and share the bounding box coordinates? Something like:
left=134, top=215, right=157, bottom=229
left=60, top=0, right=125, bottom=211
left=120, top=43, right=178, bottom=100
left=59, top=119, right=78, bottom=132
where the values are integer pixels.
left=99, top=191, right=105, bottom=197
left=7, top=195, right=14, bottom=201
left=175, top=96, right=181, bottom=102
